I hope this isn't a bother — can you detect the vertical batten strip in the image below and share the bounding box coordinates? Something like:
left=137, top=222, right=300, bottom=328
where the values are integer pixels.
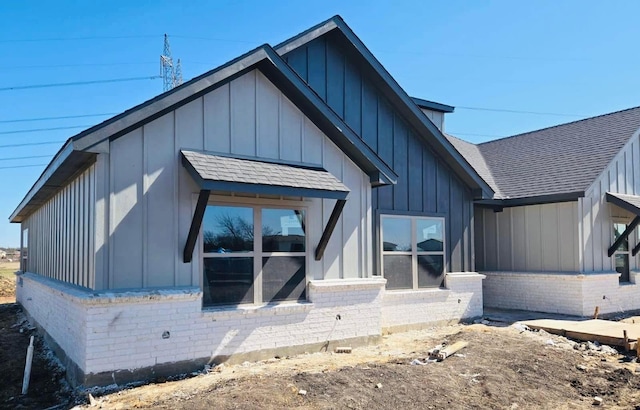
left=88, top=165, right=95, bottom=288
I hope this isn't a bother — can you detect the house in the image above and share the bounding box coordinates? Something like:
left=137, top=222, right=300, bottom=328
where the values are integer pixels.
left=10, top=16, right=488, bottom=387
left=448, top=107, right=640, bottom=316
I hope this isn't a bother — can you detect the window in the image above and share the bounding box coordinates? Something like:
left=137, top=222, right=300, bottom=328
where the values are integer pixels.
left=202, top=204, right=306, bottom=307
left=613, top=222, right=630, bottom=283
left=21, top=228, right=28, bottom=273
left=381, top=215, right=445, bottom=290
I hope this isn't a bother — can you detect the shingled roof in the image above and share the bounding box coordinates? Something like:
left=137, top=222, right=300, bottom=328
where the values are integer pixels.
left=448, top=106, right=640, bottom=201
left=181, top=150, right=349, bottom=199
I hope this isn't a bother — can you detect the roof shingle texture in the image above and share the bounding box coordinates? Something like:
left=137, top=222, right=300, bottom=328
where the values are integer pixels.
left=181, top=150, right=349, bottom=193
left=447, top=107, right=640, bottom=199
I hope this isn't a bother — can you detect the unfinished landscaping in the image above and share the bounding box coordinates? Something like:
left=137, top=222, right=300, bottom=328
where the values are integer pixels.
left=3, top=281, right=640, bottom=410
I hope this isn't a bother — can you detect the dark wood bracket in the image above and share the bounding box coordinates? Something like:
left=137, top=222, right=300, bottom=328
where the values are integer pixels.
left=315, top=199, right=347, bottom=261
left=632, top=240, right=640, bottom=257
left=183, top=189, right=210, bottom=263
left=608, top=215, right=640, bottom=257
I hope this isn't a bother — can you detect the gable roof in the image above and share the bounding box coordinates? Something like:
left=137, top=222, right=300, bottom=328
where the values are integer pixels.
left=275, top=15, right=493, bottom=199
left=10, top=44, right=398, bottom=223
left=447, top=106, right=640, bottom=204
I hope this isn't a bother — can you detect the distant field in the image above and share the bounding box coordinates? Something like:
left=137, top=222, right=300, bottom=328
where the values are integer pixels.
left=0, top=262, right=19, bottom=278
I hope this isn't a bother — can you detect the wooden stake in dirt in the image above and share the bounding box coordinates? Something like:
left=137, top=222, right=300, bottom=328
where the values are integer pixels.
left=21, top=336, right=34, bottom=395
left=593, top=306, right=600, bottom=319
left=431, top=341, right=468, bottom=361
left=623, top=330, right=629, bottom=352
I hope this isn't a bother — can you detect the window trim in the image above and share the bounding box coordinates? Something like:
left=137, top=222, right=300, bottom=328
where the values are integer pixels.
left=613, top=219, right=631, bottom=283
left=21, top=227, right=28, bottom=273
left=201, top=197, right=309, bottom=307
left=380, top=214, right=446, bottom=290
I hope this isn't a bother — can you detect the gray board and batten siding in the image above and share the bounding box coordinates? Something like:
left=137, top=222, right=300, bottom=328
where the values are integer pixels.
left=280, top=29, right=477, bottom=273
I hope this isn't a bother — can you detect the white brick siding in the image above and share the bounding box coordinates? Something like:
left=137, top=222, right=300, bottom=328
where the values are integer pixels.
left=381, top=272, right=485, bottom=330
left=483, top=271, right=640, bottom=316
left=19, top=272, right=484, bottom=384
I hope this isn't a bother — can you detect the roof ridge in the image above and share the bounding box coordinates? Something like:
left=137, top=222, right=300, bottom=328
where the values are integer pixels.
left=478, top=105, right=640, bottom=146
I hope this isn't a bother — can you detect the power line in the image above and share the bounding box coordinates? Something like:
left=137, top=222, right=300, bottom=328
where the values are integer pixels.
left=0, top=163, right=48, bottom=170
left=0, top=76, right=160, bottom=91
left=0, top=62, right=157, bottom=70
left=0, top=154, right=53, bottom=162
left=0, top=125, right=92, bottom=135
left=0, top=35, right=159, bottom=43
left=0, top=113, right=117, bottom=124
left=0, top=141, right=65, bottom=148
left=456, top=106, right=586, bottom=117
left=171, top=34, right=257, bottom=45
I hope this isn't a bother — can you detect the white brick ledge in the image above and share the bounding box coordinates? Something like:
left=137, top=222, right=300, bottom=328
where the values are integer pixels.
left=19, top=272, right=201, bottom=305
left=203, top=301, right=314, bottom=320
left=384, top=287, right=450, bottom=301
left=446, top=272, right=486, bottom=279
left=308, top=278, right=387, bottom=292
left=482, top=271, right=619, bottom=281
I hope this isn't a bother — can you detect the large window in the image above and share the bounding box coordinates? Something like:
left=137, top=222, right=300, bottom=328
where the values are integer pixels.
left=202, top=204, right=306, bottom=307
left=381, top=215, right=445, bottom=290
left=613, top=222, right=630, bottom=283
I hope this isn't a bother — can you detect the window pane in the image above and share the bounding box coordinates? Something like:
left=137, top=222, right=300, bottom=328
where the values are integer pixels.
left=613, top=223, right=629, bottom=252
left=383, top=255, right=412, bottom=290
left=417, top=255, right=445, bottom=288
left=417, top=219, right=443, bottom=252
left=203, top=257, right=254, bottom=306
left=262, top=209, right=306, bottom=252
left=616, top=254, right=630, bottom=283
left=382, top=218, right=412, bottom=251
left=262, top=256, right=306, bottom=302
left=203, top=206, right=253, bottom=253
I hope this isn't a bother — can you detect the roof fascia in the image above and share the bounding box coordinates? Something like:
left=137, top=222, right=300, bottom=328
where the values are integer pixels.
left=275, top=16, right=493, bottom=199
left=606, top=192, right=640, bottom=216
left=475, top=191, right=585, bottom=209
left=411, top=97, right=455, bottom=113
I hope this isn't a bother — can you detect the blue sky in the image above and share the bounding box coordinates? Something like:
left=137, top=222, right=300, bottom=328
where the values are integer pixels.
left=1, top=1, right=639, bottom=247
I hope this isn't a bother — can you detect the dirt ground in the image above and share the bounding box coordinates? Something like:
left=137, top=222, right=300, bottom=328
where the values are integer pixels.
left=2, top=264, right=640, bottom=409
left=0, top=303, right=71, bottom=410
left=76, top=323, right=640, bottom=410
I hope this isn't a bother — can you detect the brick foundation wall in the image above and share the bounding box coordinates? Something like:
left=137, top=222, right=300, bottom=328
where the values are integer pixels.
left=17, top=273, right=388, bottom=386
left=381, top=272, right=485, bottom=331
left=483, top=271, right=640, bottom=316
left=18, top=271, right=486, bottom=387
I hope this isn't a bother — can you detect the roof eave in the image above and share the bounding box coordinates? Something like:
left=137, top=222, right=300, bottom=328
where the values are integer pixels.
left=475, top=191, right=585, bottom=209
left=9, top=140, right=97, bottom=223
left=410, top=97, right=455, bottom=113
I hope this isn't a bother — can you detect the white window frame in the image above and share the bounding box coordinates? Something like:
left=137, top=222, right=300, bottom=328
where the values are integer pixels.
left=380, top=214, right=446, bottom=290
left=613, top=220, right=631, bottom=283
left=202, top=197, right=309, bottom=306
left=21, top=227, right=28, bottom=273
